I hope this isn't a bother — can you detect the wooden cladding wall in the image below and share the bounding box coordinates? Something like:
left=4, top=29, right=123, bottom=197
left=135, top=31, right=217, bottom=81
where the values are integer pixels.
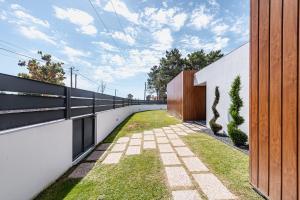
left=250, top=0, right=299, bottom=199
left=167, top=71, right=206, bottom=121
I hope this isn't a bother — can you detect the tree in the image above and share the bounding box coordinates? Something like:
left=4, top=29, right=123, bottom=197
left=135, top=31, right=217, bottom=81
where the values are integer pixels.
left=127, top=93, right=133, bottom=99
left=18, top=51, right=65, bottom=85
left=209, top=86, right=223, bottom=134
left=227, top=76, right=248, bottom=146
left=147, top=48, right=223, bottom=99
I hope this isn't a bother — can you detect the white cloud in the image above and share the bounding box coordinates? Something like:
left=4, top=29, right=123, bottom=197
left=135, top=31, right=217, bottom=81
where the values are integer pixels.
left=151, top=28, right=173, bottom=50
left=9, top=4, right=50, bottom=28
left=53, top=6, right=97, bottom=36
left=103, top=0, right=139, bottom=24
left=61, top=46, right=90, bottom=62
left=19, top=26, right=56, bottom=45
left=212, top=23, right=229, bottom=35
left=189, top=6, right=214, bottom=30
left=180, top=35, right=229, bottom=51
left=93, top=41, right=118, bottom=52
left=162, top=1, right=168, bottom=8
left=112, top=31, right=135, bottom=45
left=141, top=7, right=187, bottom=31
left=0, top=10, right=7, bottom=20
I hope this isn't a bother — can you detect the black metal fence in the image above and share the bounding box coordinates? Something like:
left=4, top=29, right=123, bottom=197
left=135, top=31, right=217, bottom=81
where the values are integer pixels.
left=0, top=73, right=165, bottom=131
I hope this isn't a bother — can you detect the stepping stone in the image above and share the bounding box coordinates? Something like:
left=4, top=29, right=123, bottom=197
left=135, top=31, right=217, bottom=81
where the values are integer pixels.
left=129, top=138, right=142, bottom=146
left=126, top=146, right=141, bottom=155
left=132, top=133, right=142, bottom=139
left=170, top=139, right=186, bottom=147
left=158, top=144, right=174, bottom=153
left=175, top=147, right=194, bottom=157
left=111, top=143, right=127, bottom=152
left=117, top=137, right=130, bottom=143
left=144, top=135, right=155, bottom=141
left=165, top=130, right=175, bottom=134
left=165, top=166, right=193, bottom=188
left=96, top=143, right=112, bottom=151
left=163, top=127, right=172, bottom=130
left=143, top=141, right=156, bottom=149
left=182, top=157, right=209, bottom=172
left=172, top=128, right=182, bottom=132
left=160, top=153, right=181, bottom=165
left=102, top=153, right=122, bottom=164
left=172, top=190, right=202, bottom=200
left=86, top=151, right=105, bottom=161
left=176, top=131, right=188, bottom=136
left=155, top=132, right=166, bottom=137
left=153, top=128, right=164, bottom=133
left=167, top=134, right=179, bottom=139
left=193, top=174, right=236, bottom=200
left=157, top=137, right=169, bottom=144
left=144, top=130, right=154, bottom=135
left=69, top=163, right=94, bottom=178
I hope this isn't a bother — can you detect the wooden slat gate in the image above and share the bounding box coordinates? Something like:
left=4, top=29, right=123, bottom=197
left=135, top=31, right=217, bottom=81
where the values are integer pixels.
left=250, top=0, right=299, bottom=199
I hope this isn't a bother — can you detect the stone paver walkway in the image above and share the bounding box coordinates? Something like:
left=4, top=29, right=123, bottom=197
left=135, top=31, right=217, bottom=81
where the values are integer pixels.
left=69, top=122, right=236, bottom=200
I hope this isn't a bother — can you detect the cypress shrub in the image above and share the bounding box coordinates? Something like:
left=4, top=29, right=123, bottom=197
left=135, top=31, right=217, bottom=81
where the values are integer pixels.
left=227, top=76, right=248, bottom=146
left=209, top=86, right=222, bottom=134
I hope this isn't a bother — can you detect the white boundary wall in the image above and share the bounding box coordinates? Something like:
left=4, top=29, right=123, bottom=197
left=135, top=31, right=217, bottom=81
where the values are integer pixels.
left=194, top=43, right=249, bottom=135
left=0, top=104, right=166, bottom=200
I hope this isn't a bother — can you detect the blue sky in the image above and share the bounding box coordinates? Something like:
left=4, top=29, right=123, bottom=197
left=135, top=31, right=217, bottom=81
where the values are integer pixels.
left=0, top=0, right=249, bottom=98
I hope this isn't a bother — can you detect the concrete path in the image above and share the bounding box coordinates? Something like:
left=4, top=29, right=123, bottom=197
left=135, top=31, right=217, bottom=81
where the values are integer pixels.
left=70, top=122, right=236, bottom=200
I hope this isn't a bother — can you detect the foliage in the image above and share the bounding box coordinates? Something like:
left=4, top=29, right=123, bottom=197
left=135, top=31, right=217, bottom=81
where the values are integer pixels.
left=227, top=76, right=248, bottom=146
left=127, top=93, right=133, bottom=99
left=147, top=48, right=223, bottom=99
left=18, top=51, right=65, bottom=85
left=209, top=86, right=222, bottom=134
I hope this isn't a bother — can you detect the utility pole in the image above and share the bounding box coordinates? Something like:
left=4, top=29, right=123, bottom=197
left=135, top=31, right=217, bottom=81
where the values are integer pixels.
left=144, top=82, right=146, bottom=100
left=70, top=67, right=73, bottom=88
left=115, top=89, right=117, bottom=97
left=75, top=74, right=77, bottom=88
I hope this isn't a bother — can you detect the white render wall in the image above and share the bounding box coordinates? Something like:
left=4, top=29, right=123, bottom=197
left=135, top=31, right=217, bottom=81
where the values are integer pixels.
left=194, top=43, right=249, bottom=135
left=0, top=104, right=166, bottom=200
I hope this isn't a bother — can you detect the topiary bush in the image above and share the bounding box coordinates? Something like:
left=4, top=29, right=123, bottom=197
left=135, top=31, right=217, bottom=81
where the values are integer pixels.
left=209, top=86, right=222, bottom=134
left=227, top=76, right=248, bottom=146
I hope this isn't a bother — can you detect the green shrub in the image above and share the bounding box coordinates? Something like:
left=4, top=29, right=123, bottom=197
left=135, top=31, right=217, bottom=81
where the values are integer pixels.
left=228, top=76, right=248, bottom=146
left=209, top=86, right=222, bottom=134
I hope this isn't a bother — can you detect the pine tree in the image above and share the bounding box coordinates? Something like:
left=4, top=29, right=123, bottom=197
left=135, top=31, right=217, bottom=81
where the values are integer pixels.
left=227, top=76, right=248, bottom=146
left=209, top=86, right=222, bottom=134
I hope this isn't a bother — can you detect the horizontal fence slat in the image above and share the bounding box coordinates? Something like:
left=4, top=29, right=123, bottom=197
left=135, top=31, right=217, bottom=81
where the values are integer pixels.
left=71, top=107, right=94, bottom=117
left=0, top=110, right=65, bottom=131
left=95, top=105, right=114, bottom=112
left=71, top=88, right=94, bottom=98
left=0, top=73, right=65, bottom=95
left=71, top=98, right=93, bottom=107
left=0, top=94, right=65, bottom=110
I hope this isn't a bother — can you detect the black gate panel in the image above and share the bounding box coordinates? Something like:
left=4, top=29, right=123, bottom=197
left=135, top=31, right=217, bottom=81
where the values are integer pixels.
left=73, top=118, right=83, bottom=160
left=83, top=117, right=94, bottom=151
left=72, top=116, right=95, bottom=160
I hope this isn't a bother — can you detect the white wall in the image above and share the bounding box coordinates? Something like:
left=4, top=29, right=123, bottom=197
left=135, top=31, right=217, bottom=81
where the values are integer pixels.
left=0, top=104, right=166, bottom=200
left=0, top=120, right=73, bottom=200
left=194, top=43, right=249, bottom=135
left=96, top=104, right=167, bottom=143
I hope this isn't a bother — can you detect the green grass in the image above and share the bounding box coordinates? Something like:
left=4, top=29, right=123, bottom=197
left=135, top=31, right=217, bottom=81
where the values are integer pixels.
left=183, top=133, right=263, bottom=200
left=36, top=151, right=169, bottom=200
left=36, top=110, right=176, bottom=200
left=103, top=110, right=181, bottom=143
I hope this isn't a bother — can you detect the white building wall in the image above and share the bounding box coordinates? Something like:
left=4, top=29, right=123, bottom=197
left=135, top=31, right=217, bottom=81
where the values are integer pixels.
left=0, top=104, right=166, bottom=200
left=194, top=43, right=249, bottom=135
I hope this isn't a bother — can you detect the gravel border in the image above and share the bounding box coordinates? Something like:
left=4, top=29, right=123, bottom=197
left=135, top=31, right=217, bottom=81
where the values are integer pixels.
left=187, top=121, right=249, bottom=155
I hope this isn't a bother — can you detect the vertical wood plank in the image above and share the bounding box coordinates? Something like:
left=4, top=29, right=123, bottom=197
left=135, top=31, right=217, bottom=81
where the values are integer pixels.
left=258, top=0, right=270, bottom=195
left=269, top=0, right=282, bottom=199
left=250, top=0, right=259, bottom=187
left=282, top=0, right=298, bottom=199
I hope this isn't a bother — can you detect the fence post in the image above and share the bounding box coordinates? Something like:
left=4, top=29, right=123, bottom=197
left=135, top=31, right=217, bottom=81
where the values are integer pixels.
left=65, top=87, right=71, bottom=119
left=93, top=92, right=96, bottom=114
left=113, top=96, right=115, bottom=109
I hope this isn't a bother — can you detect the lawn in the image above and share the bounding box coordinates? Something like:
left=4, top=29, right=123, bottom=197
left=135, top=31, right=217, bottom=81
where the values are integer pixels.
left=183, top=133, right=264, bottom=200
left=103, top=110, right=181, bottom=143
left=36, top=110, right=179, bottom=200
